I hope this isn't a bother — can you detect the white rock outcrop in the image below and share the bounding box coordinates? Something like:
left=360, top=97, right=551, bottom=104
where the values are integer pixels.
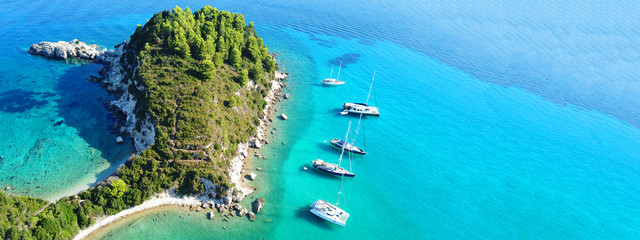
left=29, top=39, right=107, bottom=61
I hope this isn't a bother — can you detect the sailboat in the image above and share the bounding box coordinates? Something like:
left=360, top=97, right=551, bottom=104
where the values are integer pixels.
left=329, top=138, right=366, bottom=155
left=313, top=122, right=356, bottom=177
left=309, top=168, right=351, bottom=226
left=341, top=71, right=379, bottom=116
left=321, top=62, right=346, bottom=85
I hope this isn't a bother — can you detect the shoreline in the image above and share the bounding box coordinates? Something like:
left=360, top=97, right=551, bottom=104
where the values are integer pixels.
left=43, top=154, right=132, bottom=202
left=228, top=72, right=285, bottom=200
left=83, top=205, right=180, bottom=239
left=74, top=192, right=205, bottom=240
left=73, top=70, right=287, bottom=240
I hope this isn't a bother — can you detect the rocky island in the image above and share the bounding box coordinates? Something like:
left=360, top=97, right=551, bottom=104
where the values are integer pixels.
left=1, top=6, right=284, bottom=239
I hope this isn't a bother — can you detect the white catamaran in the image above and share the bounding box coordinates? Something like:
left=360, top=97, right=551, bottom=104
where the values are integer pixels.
left=321, top=62, right=346, bottom=85
left=341, top=71, right=379, bottom=116
left=309, top=175, right=351, bottom=226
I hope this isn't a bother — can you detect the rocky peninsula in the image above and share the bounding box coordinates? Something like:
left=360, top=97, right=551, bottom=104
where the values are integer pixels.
left=3, top=5, right=287, bottom=239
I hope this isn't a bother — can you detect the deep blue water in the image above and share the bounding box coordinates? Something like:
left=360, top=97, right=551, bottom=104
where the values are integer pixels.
left=2, top=0, right=640, bottom=239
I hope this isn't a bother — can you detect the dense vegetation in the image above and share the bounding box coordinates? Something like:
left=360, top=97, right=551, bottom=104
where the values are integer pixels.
left=0, top=6, right=275, bottom=239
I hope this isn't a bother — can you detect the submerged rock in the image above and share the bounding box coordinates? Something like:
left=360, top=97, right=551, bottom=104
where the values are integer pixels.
left=248, top=212, right=255, bottom=221
left=87, top=75, right=100, bottom=83
left=53, top=120, right=64, bottom=126
left=252, top=197, right=265, bottom=213
left=115, top=136, right=124, bottom=144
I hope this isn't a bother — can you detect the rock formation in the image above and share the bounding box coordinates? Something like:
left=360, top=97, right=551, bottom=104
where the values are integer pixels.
left=252, top=197, right=265, bottom=213
left=28, top=39, right=115, bottom=62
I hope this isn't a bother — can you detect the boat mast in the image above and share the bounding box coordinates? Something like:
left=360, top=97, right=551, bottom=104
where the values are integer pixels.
left=336, top=61, right=342, bottom=81
left=365, top=71, right=376, bottom=105
left=336, top=174, right=345, bottom=208
left=329, top=66, right=334, bottom=79
left=352, top=71, right=375, bottom=146
left=337, top=121, right=351, bottom=167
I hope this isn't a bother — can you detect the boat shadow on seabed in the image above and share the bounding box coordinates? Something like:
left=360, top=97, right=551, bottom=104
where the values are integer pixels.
left=293, top=203, right=337, bottom=230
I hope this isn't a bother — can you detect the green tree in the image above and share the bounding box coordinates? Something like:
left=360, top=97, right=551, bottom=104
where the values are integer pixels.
left=263, top=57, right=276, bottom=73
left=244, top=36, right=261, bottom=63
left=169, top=32, right=191, bottom=58
left=213, top=52, right=224, bottom=67
left=108, top=180, right=129, bottom=199
left=229, top=46, right=241, bottom=69
left=199, top=59, right=216, bottom=80
left=237, top=69, right=249, bottom=86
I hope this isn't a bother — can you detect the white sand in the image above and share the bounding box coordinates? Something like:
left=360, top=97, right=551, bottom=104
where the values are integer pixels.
left=73, top=191, right=207, bottom=240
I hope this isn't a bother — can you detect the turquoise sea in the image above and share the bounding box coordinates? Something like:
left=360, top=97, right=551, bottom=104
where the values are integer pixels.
left=2, top=0, right=640, bottom=239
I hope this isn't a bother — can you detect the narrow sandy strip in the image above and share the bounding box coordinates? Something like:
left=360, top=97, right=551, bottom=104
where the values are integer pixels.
left=73, top=192, right=206, bottom=240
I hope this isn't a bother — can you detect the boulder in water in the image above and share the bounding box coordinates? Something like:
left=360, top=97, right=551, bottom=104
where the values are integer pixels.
left=239, top=208, right=248, bottom=217
left=232, top=204, right=242, bottom=211
left=252, top=197, right=265, bottom=213
left=223, top=196, right=232, bottom=204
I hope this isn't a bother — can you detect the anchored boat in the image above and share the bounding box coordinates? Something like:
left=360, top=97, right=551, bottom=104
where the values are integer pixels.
left=341, top=71, right=379, bottom=116
left=321, top=61, right=346, bottom=85
left=341, top=102, right=380, bottom=116
left=313, top=122, right=356, bottom=177
left=311, top=159, right=355, bottom=177
left=330, top=138, right=366, bottom=155
left=310, top=199, right=350, bottom=226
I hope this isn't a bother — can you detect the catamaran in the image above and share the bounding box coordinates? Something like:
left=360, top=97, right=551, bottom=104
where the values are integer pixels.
left=321, top=62, right=346, bottom=85
left=309, top=199, right=350, bottom=226
left=341, top=71, right=379, bottom=116
left=313, top=122, right=356, bottom=177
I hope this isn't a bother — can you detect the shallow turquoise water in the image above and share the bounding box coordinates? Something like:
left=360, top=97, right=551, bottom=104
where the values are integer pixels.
left=2, top=0, right=640, bottom=239
left=0, top=42, right=135, bottom=200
